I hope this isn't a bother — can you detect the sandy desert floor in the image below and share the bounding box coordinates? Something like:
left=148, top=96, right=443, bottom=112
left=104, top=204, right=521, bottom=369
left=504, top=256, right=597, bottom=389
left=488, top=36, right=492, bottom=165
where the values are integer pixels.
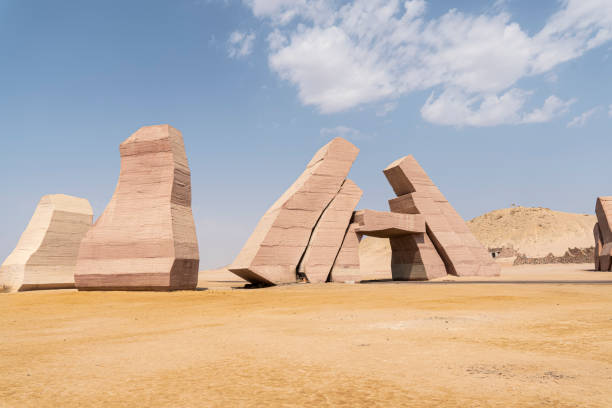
left=1, top=264, right=612, bottom=407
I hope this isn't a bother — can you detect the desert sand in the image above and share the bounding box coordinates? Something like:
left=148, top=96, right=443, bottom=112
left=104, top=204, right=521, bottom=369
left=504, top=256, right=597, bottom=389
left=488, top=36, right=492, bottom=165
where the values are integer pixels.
left=1, top=264, right=611, bottom=408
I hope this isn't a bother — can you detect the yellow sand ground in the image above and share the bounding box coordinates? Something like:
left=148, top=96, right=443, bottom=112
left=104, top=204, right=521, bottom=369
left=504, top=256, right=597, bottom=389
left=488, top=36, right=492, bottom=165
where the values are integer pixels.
left=1, top=265, right=611, bottom=407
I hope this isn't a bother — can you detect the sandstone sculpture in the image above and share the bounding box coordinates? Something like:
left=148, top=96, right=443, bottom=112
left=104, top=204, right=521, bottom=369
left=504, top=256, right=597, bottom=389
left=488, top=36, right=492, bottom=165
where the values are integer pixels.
left=594, top=197, right=612, bottom=271
left=298, top=179, right=363, bottom=283
left=0, top=194, right=93, bottom=292
left=349, top=208, right=445, bottom=281
left=231, top=141, right=499, bottom=285
left=384, top=155, right=500, bottom=277
left=229, top=138, right=360, bottom=285
left=353, top=209, right=425, bottom=237
left=329, top=222, right=362, bottom=283
left=75, top=124, right=199, bottom=290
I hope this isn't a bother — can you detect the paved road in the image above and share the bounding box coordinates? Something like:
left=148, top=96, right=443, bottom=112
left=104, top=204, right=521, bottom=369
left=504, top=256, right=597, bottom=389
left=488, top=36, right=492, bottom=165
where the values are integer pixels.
left=361, top=280, right=612, bottom=285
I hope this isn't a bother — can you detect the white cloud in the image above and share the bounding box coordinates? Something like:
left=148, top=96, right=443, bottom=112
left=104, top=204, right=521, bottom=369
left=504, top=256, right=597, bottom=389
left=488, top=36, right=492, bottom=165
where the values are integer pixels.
left=245, top=0, right=334, bottom=25
left=609, top=104, right=612, bottom=117
left=228, top=31, right=256, bottom=58
left=420, top=89, right=574, bottom=127
left=320, top=125, right=366, bottom=140
left=522, top=95, right=575, bottom=124
left=244, top=0, right=612, bottom=126
left=270, top=26, right=395, bottom=113
left=567, top=107, right=601, bottom=127
left=376, top=101, right=397, bottom=117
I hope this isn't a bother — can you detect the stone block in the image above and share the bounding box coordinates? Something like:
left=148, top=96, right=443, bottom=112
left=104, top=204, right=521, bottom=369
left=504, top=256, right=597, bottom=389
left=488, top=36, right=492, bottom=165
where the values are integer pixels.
left=389, top=233, right=447, bottom=281
left=1, top=194, right=92, bottom=292
left=330, top=223, right=363, bottom=283
left=75, top=124, right=199, bottom=291
left=353, top=209, right=425, bottom=237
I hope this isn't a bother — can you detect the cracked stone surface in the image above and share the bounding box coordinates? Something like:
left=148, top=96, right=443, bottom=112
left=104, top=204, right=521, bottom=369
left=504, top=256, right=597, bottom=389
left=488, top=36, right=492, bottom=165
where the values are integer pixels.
left=230, top=137, right=359, bottom=285
left=299, top=179, right=362, bottom=283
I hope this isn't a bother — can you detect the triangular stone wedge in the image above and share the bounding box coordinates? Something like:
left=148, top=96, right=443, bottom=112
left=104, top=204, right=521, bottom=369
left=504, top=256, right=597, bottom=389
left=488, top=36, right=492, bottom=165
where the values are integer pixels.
left=384, top=155, right=500, bottom=277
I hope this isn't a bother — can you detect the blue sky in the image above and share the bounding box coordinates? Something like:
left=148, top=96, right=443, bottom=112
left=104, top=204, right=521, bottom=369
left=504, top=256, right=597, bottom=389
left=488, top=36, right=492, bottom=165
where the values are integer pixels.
left=1, top=0, right=611, bottom=269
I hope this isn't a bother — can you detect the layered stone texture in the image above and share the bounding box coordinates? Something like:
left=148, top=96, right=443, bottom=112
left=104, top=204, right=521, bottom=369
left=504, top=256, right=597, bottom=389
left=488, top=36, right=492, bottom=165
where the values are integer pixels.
left=0, top=194, right=93, bottom=292
left=354, top=209, right=425, bottom=237
left=594, top=197, right=612, bottom=271
left=389, top=231, right=447, bottom=281
left=384, top=155, right=500, bottom=278
left=231, top=145, right=500, bottom=284
left=330, top=223, right=362, bottom=283
left=298, top=179, right=363, bottom=283
left=230, top=138, right=360, bottom=285
left=594, top=223, right=602, bottom=270
left=75, top=124, right=199, bottom=291
left=350, top=208, right=445, bottom=281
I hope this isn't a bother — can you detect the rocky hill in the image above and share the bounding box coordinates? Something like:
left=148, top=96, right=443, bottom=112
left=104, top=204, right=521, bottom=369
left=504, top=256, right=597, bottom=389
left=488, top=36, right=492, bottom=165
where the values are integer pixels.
left=359, top=207, right=596, bottom=271
left=468, top=206, right=596, bottom=261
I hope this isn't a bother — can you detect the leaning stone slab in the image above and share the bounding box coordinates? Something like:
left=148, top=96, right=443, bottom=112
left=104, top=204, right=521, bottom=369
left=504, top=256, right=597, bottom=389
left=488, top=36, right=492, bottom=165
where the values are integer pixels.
left=384, top=155, right=500, bottom=277
left=329, top=223, right=363, bottom=283
left=0, top=194, right=92, bottom=292
left=354, top=209, right=425, bottom=237
left=298, top=179, right=362, bottom=283
left=230, top=138, right=359, bottom=285
left=594, top=223, right=602, bottom=271
left=75, top=124, right=199, bottom=291
left=596, top=197, right=612, bottom=246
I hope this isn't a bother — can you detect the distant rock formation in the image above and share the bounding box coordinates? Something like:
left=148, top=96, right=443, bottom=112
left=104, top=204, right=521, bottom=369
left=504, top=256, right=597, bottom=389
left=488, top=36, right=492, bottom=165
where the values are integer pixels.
left=229, top=138, right=360, bottom=285
left=594, top=197, right=612, bottom=271
left=469, top=206, right=596, bottom=264
left=514, top=247, right=594, bottom=265
left=75, top=124, right=199, bottom=290
left=0, top=194, right=92, bottom=292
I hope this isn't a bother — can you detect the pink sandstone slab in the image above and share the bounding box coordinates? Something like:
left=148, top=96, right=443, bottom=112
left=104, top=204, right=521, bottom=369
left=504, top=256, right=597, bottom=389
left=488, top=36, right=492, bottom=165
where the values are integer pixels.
left=384, top=155, right=500, bottom=277
left=298, top=179, right=362, bottom=283
left=594, top=223, right=602, bottom=271
left=595, top=197, right=612, bottom=245
left=0, top=194, right=93, bottom=292
left=389, top=233, right=447, bottom=281
left=600, top=243, right=612, bottom=272
left=329, top=223, right=362, bottom=283
left=75, top=124, right=199, bottom=291
left=353, top=209, right=425, bottom=237
left=229, top=138, right=359, bottom=285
